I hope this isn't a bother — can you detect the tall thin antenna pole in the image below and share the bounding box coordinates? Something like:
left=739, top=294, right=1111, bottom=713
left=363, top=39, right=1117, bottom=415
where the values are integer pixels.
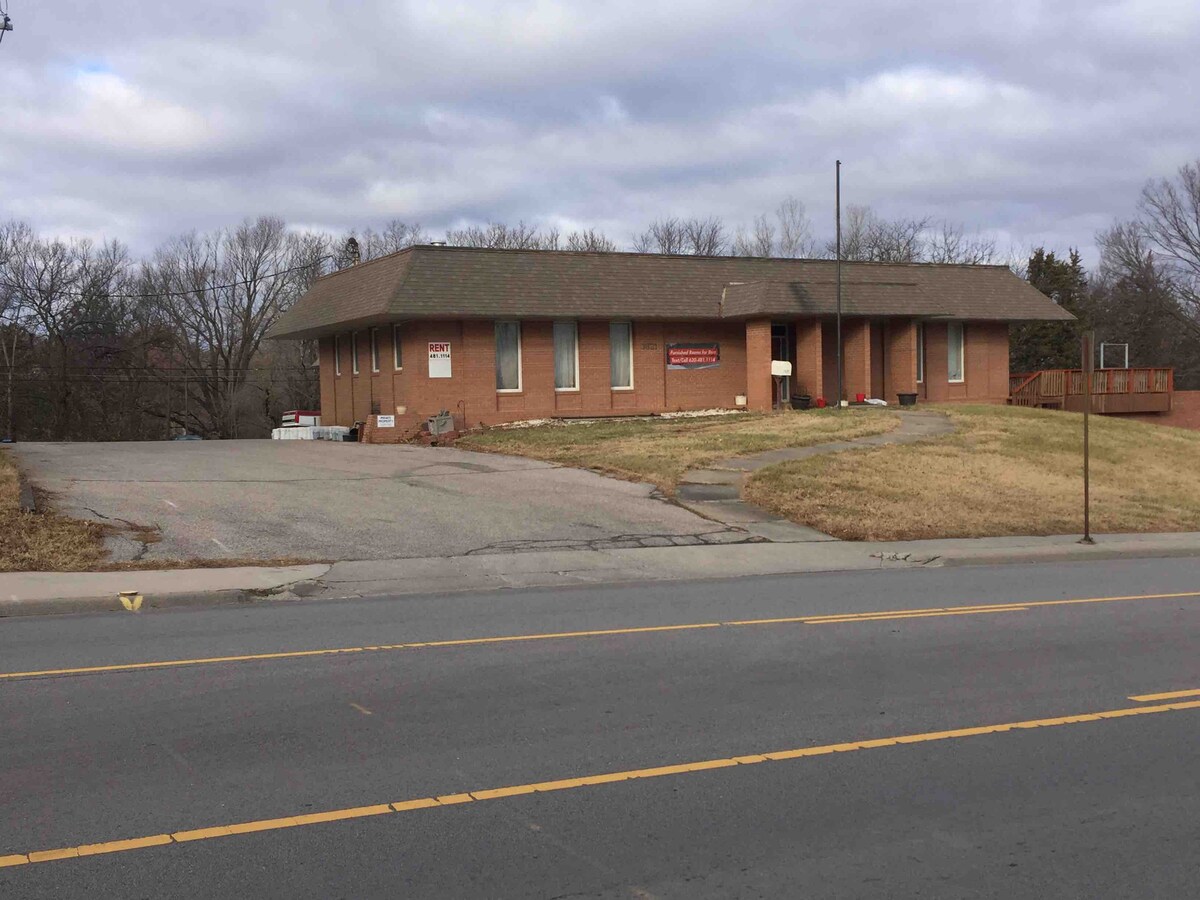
left=1080, top=329, right=1095, bottom=544
left=835, top=160, right=843, bottom=409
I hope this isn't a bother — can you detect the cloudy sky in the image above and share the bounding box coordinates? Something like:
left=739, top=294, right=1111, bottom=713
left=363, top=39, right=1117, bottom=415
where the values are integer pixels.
left=3, top=1, right=1198, bottom=261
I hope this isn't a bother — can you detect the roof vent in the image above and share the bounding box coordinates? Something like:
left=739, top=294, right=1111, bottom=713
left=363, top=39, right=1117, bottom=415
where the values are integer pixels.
left=344, top=237, right=361, bottom=266
left=428, top=241, right=447, bottom=247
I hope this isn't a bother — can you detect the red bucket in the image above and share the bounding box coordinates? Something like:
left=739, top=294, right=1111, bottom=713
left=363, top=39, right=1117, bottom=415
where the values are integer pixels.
left=815, top=397, right=827, bottom=408
left=855, top=392, right=866, bottom=403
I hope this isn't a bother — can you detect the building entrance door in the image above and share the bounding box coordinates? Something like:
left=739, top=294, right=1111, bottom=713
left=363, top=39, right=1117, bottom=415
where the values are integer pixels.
left=771, top=323, right=792, bottom=409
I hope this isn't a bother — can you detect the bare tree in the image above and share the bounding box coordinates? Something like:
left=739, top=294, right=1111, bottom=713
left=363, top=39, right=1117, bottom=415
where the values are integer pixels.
left=148, top=217, right=313, bottom=439
left=335, top=220, right=428, bottom=269
left=0, top=225, right=131, bottom=439
left=733, top=214, right=775, bottom=257
left=926, top=221, right=997, bottom=264
left=445, top=221, right=550, bottom=250
left=1138, top=159, right=1200, bottom=312
left=632, top=217, right=686, bottom=254
left=681, top=217, right=727, bottom=256
left=733, top=198, right=816, bottom=257
left=634, top=217, right=727, bottom=255
left=775, top=197, right=816, bottom=258
left=564, top=229, right=618, bottom=252
left=0, top=222, right=32, bottom=439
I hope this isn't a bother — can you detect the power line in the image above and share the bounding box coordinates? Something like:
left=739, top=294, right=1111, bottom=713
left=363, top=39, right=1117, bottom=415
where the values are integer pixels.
left=3, top=256, right=334, bottom=300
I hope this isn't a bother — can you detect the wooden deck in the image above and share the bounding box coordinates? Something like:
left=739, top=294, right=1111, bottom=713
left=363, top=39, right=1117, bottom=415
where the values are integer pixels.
left=1009, top=368, right=1173, bottom=414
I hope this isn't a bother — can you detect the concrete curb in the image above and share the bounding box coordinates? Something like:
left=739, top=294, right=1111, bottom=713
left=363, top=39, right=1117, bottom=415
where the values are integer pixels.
left=0, top=564, right=330, bottom=618
left=3, top=537, right=1200, bottom=618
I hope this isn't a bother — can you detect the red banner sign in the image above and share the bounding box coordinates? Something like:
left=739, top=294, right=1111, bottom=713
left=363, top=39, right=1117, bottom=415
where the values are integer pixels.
left=666, top=343, right=720, bottom=369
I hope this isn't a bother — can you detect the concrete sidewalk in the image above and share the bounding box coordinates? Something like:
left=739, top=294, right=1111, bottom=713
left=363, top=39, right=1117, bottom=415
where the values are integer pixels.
left=676, top=410, right=954, bottom=541
left=3, top=531, right=1200, bottom=617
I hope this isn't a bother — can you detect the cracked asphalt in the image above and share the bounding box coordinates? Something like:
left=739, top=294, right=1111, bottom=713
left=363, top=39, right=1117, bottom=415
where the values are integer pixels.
left=9, top=440, right=748, bottom=563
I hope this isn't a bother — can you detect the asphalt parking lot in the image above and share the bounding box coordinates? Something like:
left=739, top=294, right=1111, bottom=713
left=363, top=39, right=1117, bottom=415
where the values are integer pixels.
left=11, top=440, right=741, bottom=564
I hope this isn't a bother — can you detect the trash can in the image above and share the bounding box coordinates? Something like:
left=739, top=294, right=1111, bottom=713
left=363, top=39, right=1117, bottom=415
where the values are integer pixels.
left=790, top=395, right=812, bottom=410
left=897, top=392, right=918, bottom=407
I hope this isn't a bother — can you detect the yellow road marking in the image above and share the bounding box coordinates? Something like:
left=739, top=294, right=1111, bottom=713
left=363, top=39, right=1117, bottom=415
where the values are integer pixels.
left=1129, top=688, right=1200, bottom=702
left=3, top=590, right=1197, bottom=683
left=0, top=696, right=1196, bottom=870
left=349, top=703, right=373, bottom=716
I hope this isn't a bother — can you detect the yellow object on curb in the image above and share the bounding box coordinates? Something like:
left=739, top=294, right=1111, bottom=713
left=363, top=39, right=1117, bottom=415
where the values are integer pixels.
left=118, top=591, right=143, bottom=612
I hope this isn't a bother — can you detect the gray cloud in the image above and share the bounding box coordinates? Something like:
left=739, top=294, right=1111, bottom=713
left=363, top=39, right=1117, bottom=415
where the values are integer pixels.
left=3, top=0, right=1198, bottom=262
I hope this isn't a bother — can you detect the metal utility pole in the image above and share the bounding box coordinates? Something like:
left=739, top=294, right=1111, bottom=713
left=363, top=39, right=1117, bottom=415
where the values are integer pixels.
left=835, top=160, right=843, bottom=409
left=1080, top=330, right=1095, bottom=544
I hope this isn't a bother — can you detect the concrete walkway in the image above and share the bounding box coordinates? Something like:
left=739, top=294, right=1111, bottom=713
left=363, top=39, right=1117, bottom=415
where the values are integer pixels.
left=675, top=410, right=955, bottom=541
left=5, top=531, right=1200, bottom=617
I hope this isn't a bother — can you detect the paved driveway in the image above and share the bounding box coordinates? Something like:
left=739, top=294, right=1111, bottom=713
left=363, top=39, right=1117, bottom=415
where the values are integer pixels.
left=11, top=440, right=741, bottom=563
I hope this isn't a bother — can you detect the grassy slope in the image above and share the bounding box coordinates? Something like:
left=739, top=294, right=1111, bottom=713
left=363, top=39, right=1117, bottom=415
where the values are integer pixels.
left=0, top=449, right=106, bottom=572
left=458, top=410, right=900, bottom=494
left=745, top=404, right=1200, bottom=540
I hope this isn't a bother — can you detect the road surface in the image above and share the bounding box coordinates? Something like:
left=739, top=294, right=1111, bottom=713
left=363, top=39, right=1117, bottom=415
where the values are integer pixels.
left=2, top=558, right=1198, bottom=897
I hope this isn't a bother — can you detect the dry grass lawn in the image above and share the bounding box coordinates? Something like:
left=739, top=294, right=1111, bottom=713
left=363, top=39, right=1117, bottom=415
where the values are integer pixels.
left=745, top=404, right=1200, bottom=540
left=459, top=409, right=899, bottom=493
left=0, top=449, right=107, bottom=572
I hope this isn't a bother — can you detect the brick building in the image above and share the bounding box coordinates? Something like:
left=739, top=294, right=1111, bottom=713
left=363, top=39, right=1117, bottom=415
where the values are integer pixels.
left=268, top=246, right=1072, bottom=437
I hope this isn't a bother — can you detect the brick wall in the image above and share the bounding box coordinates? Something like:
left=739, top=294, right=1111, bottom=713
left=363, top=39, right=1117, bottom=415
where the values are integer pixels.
left=793, top=320, right=824, bottom=400
left=317, top=315, right=1015, bottom=427
left=745, top=319, right=772, bottom=412
left=842, top=319, right=872, bottom=401
left=885, top=319, right=918, bottom=402
left=920, top=321, right=1010, bottom=403
left=322, top=318, right=752, bottom=426
left=1123, top=390, right=1200, bottom=430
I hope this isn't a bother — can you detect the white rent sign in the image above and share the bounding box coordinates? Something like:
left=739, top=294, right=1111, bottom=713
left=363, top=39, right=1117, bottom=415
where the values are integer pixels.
left=376, top=415, right=395, bottom=428
left=428, top=341, right=452, bottom=378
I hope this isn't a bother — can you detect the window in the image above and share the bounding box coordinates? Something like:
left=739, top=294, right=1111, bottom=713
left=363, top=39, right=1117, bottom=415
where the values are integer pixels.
left=370, top=328, right=380, bottom=373
left=610, top=321, right=633, bottom=389
left=916, top=323, right=925, bottom=384
left=351, top=332, right=359, bottom=375
left=553, top=321, right=579, bottom=391
left=393, top=324, right=403, bottom=370
left=495, top=321, right=522, bottom=391
left=334, top=335, right=342, bottom=376
left=947, top=322, right=964, bottom=383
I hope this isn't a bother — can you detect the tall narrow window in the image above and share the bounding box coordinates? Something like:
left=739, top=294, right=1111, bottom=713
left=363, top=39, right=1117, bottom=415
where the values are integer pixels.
left=351, top=332, right=360, bottom=375
left=916, top=322, right=925, bottom=384
left=495, top=321, right=522, bottom=391
left=393, top=324, right=403, bottom=369
left=370, top=327, right=380, bottom=372
left=553, top=321, right=579, bottom=390
left=334, top=335, right=342, bottom=376
left=947, top=322, right=964, bottom=383
left=610, top=321, right=633, bottom=389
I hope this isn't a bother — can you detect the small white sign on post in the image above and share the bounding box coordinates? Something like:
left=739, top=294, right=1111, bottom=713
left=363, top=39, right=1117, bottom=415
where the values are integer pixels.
left=376, top=415, right=395, bottom=428
left=428, top=342, right=452, bottom=378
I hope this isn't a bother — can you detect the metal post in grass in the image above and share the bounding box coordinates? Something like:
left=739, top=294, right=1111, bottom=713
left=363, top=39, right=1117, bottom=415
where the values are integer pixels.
left=1080, top=330, right=1095, bottom=545
left=835, top=159, right=843, bottom=410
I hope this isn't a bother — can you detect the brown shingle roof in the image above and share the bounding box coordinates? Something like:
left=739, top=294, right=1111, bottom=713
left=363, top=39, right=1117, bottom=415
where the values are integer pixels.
left=268, top=246, right=1075, bottom=339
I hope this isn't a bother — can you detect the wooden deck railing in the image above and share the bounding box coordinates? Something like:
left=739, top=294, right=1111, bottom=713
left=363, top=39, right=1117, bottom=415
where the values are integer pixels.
left=1008, top=368, right=1173, bottom=413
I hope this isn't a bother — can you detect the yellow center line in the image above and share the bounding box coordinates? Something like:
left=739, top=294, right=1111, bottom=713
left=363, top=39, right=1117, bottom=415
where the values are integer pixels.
left=3, top=696, right=1198, bottom=871
left=2, top=589, right=1197, bottom=682
left=1128, top=688, right=1200, bottom=702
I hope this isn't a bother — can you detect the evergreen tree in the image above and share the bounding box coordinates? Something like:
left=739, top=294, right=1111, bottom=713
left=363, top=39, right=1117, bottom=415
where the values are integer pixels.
left=1010, top=248, right=1088, bottom=372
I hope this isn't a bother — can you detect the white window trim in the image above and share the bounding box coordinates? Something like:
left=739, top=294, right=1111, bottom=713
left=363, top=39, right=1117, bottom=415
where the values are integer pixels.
left=393, top=324, right=403, bottom=370
left=370, top=327, right=380, bottom=373
left=611, top=320, right=635, bottom=391
left=554, top=320, right=581, bottom=392
left=351, top=332, right=359, bottom=375
left=496, top=320, right=523, bottom=393
left=947, top=322, right=965, bottom=384
left=915, top=322, right=925, bottom=384
left=334, top=335, right=342, bottom=376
